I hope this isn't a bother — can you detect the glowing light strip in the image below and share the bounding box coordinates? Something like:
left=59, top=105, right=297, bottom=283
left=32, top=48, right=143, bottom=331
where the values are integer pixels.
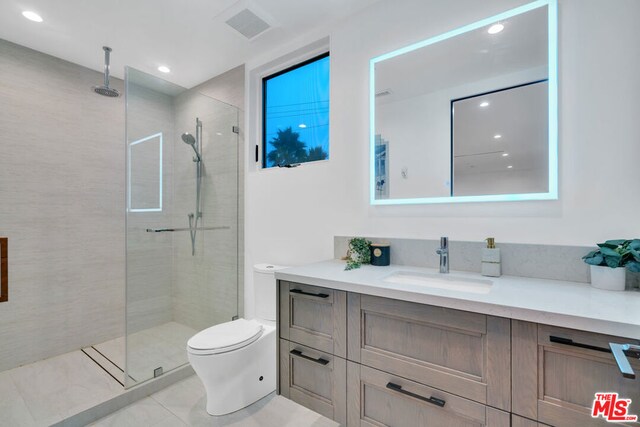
left=128, top=132, right=163, bottom=212
left=370, top=0, right=558, bottom=205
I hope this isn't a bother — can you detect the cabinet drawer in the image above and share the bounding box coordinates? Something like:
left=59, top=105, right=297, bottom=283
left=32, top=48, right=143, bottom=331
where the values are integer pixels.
left=347, top=294, right=511, bottom=410
left=279, top=340, right=346, bottom=424
left=347, top=362, right=510, bottom=427
left=279, top=281, right=347, bottom=357
left=512, top=321, right=640, bottom=426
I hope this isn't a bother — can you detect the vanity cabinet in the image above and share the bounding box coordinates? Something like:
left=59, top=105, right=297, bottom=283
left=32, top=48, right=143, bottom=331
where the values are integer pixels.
left=512, top=320, right=640, bottom=427
left=347, top=294, right=511, bottom=411
left=279, top=281, right=347, bottom=358
left=278, top=281, right=348, bottom=424
left=279, top=339, right=347, bottom=423
left=277, top=280, right=639, bottom=426
left=347, top=362, right=510, bottom=427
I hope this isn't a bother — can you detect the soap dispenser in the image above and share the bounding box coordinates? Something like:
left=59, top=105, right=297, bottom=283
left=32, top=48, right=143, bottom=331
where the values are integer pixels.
left=481, top=237, right=501, bottom=277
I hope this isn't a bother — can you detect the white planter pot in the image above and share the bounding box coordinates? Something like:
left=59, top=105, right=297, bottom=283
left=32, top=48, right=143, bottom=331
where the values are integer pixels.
left=590, top=265, right=626, bottom=291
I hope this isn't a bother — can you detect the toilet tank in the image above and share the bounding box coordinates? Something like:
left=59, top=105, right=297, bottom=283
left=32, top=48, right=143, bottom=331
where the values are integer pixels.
left=253, top=263, right=288, bottom=321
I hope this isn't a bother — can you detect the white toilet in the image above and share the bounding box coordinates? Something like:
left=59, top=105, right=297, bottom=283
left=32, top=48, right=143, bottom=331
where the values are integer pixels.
left=187, top=263, right=286, bottom=416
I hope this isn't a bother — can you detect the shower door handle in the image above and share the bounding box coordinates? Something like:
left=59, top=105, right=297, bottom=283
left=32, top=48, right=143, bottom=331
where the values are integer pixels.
left=146, top=226, right=230, bottom=233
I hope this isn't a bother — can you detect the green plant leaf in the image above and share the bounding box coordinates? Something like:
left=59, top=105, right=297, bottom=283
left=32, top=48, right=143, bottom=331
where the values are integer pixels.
left=600, top=246, right=622, bottom=258
left=604, top=239, right=627, bottom=246
left=627, top=261, right=640, bottom=273
left=605, top=256, right=622, bottom=268
left=584, top=254, right=604, bottom=265
left=629, top=239, right=640, bottom=251
left=582, top=250, right=598, bottom=260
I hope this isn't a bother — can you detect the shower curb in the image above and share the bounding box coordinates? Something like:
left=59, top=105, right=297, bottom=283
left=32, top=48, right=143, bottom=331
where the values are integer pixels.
left=50, top=364, right=195, bottom=427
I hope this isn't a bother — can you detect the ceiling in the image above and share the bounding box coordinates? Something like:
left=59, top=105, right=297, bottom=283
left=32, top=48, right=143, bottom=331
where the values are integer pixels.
left=0, top=0, right=379, bottom=88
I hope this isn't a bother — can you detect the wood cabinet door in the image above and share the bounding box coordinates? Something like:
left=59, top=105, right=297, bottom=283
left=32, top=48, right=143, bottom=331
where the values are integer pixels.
left=347, top=362, right=510, bottom=427
left=347, top=293, right=511, bottom=411
left=279, top=281, right=347, bottom=357
left=512, top=320, right=640, bottom=427
left=279, top=339, right=346, bottom=424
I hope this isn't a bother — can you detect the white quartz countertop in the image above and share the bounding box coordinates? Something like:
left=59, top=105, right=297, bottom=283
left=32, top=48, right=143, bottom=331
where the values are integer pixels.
left=275, top=260, right=640, bottom=340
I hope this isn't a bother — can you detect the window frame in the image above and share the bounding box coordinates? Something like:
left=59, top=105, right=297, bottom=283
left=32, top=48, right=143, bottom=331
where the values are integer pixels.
left=261, top=51, right=330, bottom=169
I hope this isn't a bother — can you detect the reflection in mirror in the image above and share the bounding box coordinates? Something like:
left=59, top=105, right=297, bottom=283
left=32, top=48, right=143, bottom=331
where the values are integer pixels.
left=128, top=133, right=163, bottom=212
left=452, top=81, right=548, bottom=196
left=371, top=0, right=557, bottom=204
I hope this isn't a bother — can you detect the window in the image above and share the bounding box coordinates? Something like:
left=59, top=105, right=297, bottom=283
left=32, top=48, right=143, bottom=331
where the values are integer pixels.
left=262, top=52, right=330, bottom=168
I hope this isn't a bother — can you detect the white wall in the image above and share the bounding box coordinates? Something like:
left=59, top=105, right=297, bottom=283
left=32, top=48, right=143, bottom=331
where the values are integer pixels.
left=243, top=0, right=640, bottom=317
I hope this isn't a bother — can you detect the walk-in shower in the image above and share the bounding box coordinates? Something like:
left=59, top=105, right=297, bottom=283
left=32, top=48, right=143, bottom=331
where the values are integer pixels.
left=118, top=67, right=240, bottom=387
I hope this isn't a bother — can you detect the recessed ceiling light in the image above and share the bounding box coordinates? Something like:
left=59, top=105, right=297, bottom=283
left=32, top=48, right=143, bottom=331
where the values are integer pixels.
left=507, top=165, right=513, bottom=169
left=216, top=132, right=222, bottom=136
left=502, top=153, right=509, bottom=157
left=22, top=11, right=43, bottom=22
left=157, top=66, right=171, bottom=73
left=480, top=101, right=490, bottom=108
left=494, top=134, right=502, bottom=139
left=488, top=23, right=504, bottom=34
left=298, top=123, right=307, bottom=129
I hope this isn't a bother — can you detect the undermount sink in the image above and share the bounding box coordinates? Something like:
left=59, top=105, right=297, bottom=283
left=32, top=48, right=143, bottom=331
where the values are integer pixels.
left=383, top=271, right=493, bottom=294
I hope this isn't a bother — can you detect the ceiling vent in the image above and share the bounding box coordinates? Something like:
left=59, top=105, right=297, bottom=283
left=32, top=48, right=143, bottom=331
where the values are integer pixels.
left=225, top=9, right=270, bottom=39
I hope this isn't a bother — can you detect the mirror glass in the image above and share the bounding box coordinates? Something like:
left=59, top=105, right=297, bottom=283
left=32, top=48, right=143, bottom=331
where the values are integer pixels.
left=371, top=0, right=557, bottom=204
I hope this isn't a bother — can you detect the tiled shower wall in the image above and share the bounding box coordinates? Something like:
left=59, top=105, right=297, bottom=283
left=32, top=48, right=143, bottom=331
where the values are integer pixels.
left=0, top=39, right=126, bottom=371
left=171, top=66, right=245, bottom=330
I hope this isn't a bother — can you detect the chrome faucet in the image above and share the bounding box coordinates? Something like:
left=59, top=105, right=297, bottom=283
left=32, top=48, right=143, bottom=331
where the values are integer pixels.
left=436, top=237, right=449, bottom=273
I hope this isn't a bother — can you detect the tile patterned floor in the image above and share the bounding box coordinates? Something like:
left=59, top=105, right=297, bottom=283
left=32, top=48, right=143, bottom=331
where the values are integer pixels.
left=0, top=350, right=123, bottom=426
left=92, top=322, right=197, bottom=385
left=89, top=375, right=339, bottom=427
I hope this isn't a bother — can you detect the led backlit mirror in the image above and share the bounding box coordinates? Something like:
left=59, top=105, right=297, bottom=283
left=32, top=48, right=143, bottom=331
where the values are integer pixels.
left=371, top=0, right=557, bottom=204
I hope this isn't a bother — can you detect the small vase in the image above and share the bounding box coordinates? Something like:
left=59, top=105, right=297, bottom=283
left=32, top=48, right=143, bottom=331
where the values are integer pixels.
left=590, top=265, right=626, bottom=291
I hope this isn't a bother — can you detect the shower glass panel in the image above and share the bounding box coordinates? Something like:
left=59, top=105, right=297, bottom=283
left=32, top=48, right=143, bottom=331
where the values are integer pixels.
left=125, top=67, right=239, bottom=387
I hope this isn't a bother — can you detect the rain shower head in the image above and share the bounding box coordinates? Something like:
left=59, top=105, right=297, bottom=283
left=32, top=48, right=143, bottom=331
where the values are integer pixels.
left=182, top=132, right=201, bottom=161
left=93, top=46, right=120, bottom=98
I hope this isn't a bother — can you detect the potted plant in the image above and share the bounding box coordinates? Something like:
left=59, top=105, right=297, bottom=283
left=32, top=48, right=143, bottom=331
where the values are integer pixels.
left=582, top=239, right=640, bottom=291
left=345, top=237, right=372, bottom=270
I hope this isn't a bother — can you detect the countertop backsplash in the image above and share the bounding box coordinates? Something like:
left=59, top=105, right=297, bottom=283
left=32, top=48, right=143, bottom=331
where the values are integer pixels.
left=334, top=236, right=640, bottom=289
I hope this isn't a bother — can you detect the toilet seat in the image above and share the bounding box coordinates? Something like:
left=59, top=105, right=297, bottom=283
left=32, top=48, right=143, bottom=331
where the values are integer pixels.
left=187, top=319, right=264, bottom=355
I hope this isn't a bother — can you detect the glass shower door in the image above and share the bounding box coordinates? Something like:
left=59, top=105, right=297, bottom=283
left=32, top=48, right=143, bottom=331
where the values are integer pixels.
left=125, top=67, right=239, bottom=387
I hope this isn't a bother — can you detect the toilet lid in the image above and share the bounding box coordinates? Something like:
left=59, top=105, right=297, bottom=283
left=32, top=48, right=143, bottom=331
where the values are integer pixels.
left=187, top=319, right=263, bottom=353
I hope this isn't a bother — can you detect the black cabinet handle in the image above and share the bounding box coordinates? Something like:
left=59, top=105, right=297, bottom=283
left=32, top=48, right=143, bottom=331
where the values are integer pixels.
left=550, top=336, right=611, bottom=353
left=386, top=382, right=446, bottom=407
left=290, top=288, right=329, bottom=299
left=290, top=349, right=329, bottom=366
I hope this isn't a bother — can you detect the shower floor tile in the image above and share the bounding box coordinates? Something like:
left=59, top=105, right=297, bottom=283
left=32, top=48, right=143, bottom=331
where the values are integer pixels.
left=90, top=374, right=339, bottom=427
left=1, top=350, right=123, bottom=426
left=91, top=321, right=197, bottom=385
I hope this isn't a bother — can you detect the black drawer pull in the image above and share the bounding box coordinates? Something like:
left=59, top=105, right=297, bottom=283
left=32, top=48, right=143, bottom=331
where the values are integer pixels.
left=386, top=382, right=446, bottom=407
left=290, top=349, right=329, bottom=365
left=290, top=288, right=329, bottom=298
left=550, top=335, right=611, bottom=353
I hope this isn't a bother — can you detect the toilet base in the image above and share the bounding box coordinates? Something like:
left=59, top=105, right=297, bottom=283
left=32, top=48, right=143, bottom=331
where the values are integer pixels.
left=188, top=321, right=276, bottom=416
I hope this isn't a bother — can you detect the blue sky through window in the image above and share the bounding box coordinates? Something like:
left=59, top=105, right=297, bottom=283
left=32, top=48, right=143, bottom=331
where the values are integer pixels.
left=263, top=54, right=330, bottom=168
